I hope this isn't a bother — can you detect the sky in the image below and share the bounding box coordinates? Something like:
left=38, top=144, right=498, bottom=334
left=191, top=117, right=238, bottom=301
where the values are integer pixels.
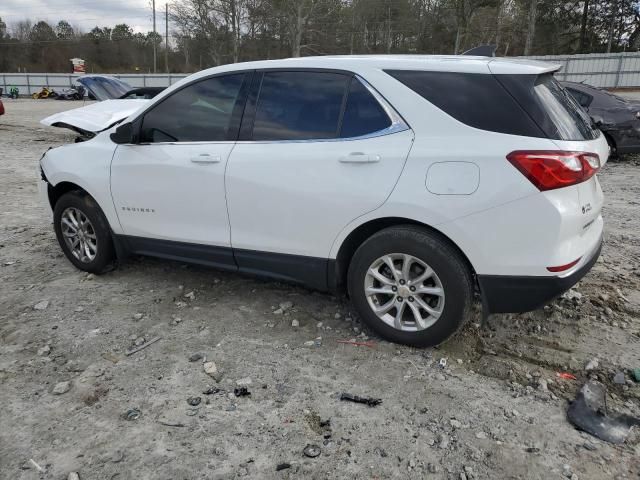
left=0, top=0, right=162, bottom=34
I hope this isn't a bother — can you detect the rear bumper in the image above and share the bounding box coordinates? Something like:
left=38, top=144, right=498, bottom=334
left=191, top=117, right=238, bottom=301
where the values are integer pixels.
left=477, top=236, right=602, bottom=314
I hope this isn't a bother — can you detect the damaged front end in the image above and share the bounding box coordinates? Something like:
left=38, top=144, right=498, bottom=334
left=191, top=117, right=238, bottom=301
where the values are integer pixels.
left=40, top=99, right=149, bottom=142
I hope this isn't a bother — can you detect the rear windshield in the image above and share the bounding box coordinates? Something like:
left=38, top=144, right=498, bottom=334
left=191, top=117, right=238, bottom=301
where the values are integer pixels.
left=533, top=74, right=599, bottom=141
left=386, top=70, right=599, bottom=141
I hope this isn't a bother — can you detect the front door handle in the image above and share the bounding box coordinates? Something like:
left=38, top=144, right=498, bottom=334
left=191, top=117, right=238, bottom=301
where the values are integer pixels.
left=190, top=154, right=221, bottom=164
left=339, top=152, right=381, bottom=163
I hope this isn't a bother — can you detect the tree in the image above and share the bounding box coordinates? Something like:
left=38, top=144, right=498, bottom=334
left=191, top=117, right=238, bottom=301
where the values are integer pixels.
left=56, top=20, right=74, bottom=40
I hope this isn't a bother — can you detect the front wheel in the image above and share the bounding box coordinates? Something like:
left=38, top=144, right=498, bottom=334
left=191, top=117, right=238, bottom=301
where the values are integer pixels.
left=53, top=191, right=115, bottom=274
left=348, top=226, right=473, bottom=347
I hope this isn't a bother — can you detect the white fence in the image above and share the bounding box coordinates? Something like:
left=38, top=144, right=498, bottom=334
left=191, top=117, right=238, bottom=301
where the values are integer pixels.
left=518, top=52, right=640, bottom=88
left=2, top=52, right=640, bottom=95
left=0, top=73, right=189, bottom=96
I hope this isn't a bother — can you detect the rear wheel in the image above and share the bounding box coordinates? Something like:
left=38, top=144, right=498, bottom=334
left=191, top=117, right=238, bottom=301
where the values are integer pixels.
left=53, top=191, right=115, bottom=274
left=348, top=226, right=473, bottom=347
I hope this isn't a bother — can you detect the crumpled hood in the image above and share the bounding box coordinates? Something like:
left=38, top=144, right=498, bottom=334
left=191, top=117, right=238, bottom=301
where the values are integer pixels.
left=41, top=99, right=149, bottom=135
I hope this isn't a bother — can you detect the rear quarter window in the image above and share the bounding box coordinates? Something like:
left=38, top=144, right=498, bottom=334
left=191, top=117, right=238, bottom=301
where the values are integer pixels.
left=386, top=70, right=600, bottom=141
left=385, top=70, right=544, bottom=137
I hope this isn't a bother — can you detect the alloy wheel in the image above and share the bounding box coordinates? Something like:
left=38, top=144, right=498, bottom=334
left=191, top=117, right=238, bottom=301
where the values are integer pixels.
left=60, top=207, right=98, bottom=263
left=364, top=253, right=445, bottom=332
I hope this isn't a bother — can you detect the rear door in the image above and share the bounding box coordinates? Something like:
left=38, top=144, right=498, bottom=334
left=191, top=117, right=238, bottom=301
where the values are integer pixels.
left=225, top=70, right=414, bottom=288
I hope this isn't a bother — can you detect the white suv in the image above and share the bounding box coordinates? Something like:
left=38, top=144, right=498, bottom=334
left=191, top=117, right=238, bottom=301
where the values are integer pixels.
left=39, top=55, right=607, bottom=347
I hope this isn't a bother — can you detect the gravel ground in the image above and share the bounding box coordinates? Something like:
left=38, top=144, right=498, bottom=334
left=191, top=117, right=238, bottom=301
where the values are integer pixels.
left=1, top=98, right=639, bottom=480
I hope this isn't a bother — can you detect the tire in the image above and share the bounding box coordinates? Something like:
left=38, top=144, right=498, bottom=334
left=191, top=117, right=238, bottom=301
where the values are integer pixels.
left=347, top=226, right=473, bottom=347
left=53, top=191, right=115, bottom=274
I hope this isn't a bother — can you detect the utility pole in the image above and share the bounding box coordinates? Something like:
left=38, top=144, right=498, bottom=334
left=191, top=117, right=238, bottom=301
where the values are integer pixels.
left=606, top=0, right=617, bottom=53
left=524, top=0, right=538, bottom=56
left=152, top=0, right=157, bottom=73
left=165, top=3, right=169, bottom=73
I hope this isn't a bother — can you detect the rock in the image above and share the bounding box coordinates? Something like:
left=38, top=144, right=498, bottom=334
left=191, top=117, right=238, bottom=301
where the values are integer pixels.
left=450, top=419, right=462, bottom=429
left=303, top=444, right=321, bottom=458
left=279, top=301, right=294, bottom=311
left=427, top=463, right=439, bottom=473
left=111, top=450, right=125, bottom=463
left=317, top=321, right=323, bottom=328
left=303, top=340, right=314, bottom=347
left=187, top=396, right=201, bottom=406
left=184, top=291, right=196, bottom=300
left=475, top=431, right=487, bottom=439
left=133, top=337, right=145, bottom=347
left=585, top=358, right=599, bottom=371
left=562, top=464, right=573, bottom=478
left=68, top=473, right=80, bottom=480
left=273, top=308, right=284, bottom=315
left=189, top=353, right=204, bottom=362
left=437, top=433, right=449, bottom=449
left=37, top=345, right=51, bottom=356
left=74, top=307, right=84, bottom=312
left=204, top=361, right=223, bottom=382
left=236, top=377, right=252, bottom=386
left=334, top=313, right=341, bottom=319
left=53, top=381, right=71, bottom=395
left=291, top=319, right=299, bottom=327
left=613, top=371, right=625, bottom=384
left=464, top=466, right=475, bottom=479
left=538, top=379, right=548, bottom=391
left=133, top=313, right=143, bottom=320
left=33, top=300, right=49, bottom=310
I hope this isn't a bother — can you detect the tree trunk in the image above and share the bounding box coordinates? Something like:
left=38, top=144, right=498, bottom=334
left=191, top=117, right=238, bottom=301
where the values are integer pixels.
left=606, top=0, right=616, bottom=53
left=454, top=26, right=461, bottom=54
left=524, top=0, right=538, bottom=55
left=579, top=0, right=590, bottom=53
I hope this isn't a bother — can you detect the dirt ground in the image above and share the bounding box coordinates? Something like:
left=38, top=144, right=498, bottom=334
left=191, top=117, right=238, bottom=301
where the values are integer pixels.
left=1, top=98, right=639, bottom=480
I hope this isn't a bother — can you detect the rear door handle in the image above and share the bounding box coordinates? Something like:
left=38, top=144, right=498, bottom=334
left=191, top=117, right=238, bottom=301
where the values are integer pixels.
left=339, top=152, right=381, bottom=163
left=190, top=154, right=221, bottom=164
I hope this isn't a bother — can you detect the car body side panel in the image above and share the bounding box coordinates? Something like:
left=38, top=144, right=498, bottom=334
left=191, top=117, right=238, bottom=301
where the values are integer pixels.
left=39, top=133, right=123, bottom=234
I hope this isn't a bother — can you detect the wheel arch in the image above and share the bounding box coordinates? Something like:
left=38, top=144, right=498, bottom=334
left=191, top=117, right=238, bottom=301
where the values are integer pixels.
left=47, top=180, right=91, bottom=210
left=330, top=217, right=477, bottom=294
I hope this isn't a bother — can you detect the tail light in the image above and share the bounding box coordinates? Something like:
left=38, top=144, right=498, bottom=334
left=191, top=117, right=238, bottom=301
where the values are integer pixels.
left=506, top=151, right=600, bottom=191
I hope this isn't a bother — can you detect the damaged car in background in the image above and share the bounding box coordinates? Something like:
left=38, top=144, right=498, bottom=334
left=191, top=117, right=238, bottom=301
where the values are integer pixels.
left=562, top=81, right=640, bottom=157
left=40, top=75, right=165, bottom=141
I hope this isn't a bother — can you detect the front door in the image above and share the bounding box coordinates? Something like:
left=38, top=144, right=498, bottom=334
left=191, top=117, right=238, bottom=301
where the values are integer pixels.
left=110, top=72, right=248, bottom=266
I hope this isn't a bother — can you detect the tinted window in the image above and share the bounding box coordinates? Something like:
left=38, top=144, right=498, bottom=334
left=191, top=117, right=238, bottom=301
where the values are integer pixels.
left=386, top=70, right=543, bottom=137
left=141, top=73, right=245, bottom=142
left=533, top=75, right=598, bottom=140
left=565, top=87, right=592, bottom=109
left=340, top=78, right=392, bottom=138
left=252, top=71, right=349, bottom=141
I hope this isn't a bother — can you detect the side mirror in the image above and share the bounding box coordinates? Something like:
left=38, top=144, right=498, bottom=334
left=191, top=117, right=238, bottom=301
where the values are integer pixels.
left=110, top=122, right=134, bottom=144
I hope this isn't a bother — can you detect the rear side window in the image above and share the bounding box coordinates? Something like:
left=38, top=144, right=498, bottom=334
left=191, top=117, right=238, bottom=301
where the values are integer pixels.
left=340, top=78, right=392, bottom=138
left=385, top=70, right=543, bottom=137
left=533, top=75, right=599, bottom=140
left=565, top=87, right=592, bottom=109
left=252, top=71, right=349, bottom=141
left=141, top=73, right=245, bottom=142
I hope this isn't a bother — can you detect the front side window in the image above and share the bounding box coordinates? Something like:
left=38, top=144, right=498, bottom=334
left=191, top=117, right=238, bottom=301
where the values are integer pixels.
left=566, top=88, right=592, bottom=109
left=252, top=71, right=349, bottom=141
left=141, top=73, right=245, bottom=143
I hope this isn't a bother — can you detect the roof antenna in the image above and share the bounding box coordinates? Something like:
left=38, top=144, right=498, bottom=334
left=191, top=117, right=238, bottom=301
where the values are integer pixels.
left=462, top=45, right=497, bottom=57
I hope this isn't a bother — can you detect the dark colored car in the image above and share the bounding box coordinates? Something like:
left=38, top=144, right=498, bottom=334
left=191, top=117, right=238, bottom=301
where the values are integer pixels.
left=562, top=81, right=640, bottom=156
left=75, top=75, right=165, bottom=101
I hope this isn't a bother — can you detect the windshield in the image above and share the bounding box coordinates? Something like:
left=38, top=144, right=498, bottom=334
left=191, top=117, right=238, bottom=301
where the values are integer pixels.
left=76, top=76, right=132, bottom=101
left=533, top=75, right=599, bottom=141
